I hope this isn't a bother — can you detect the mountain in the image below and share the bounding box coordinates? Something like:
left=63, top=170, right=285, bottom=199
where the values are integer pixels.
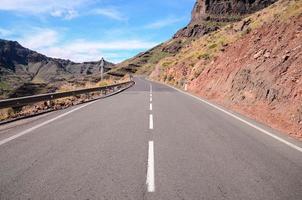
left=113, top=0, right=277, bottom=75
left=0, top=39, right=114, bottom=97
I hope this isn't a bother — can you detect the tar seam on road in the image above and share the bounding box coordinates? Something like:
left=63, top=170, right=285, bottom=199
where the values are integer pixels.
left=146, top=140, right=155, bottom=192
left=0, top=101, right=97, bottom=147
left=161, top=82, right=302, bottom=153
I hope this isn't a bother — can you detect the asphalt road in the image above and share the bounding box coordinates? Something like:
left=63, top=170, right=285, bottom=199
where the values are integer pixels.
left=0, top=77, right=301, bottom=200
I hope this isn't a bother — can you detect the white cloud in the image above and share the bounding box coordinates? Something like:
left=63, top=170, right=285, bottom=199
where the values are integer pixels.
left=0, top=28, right=13, bottom=37
left=50, top=9, right=78, bottom=20
left=40, top=39, right=157, bottom=63
left=0, top=0, right=88, bottom=19
left=66, top=39, right=157, bottom=51
left=50, top=9, right=64, bottom=17
left=0, top=0, right=87, bottom=12
left=145, top=17, right=184, bottom=29
left=0, top=0, right=128, bottom=21
left=14, top=28, right=156, bottom=62
left=42, top=47, right=101, bottom=62
left=92, top=8, right=126, bottom=21
left=19, top=29, right=59, bottom=49
left=10, top=25, right=157, bottom=63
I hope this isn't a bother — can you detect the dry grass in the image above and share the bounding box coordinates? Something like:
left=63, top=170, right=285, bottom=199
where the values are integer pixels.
left=0, top=108, right=15, bottom=120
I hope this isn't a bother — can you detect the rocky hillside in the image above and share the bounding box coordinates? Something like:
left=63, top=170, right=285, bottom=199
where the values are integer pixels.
left=150, top=0, right=302, bottom=139
left=113, top=0, right=277, bottom=75
left=0, top=39, right=114, bottom=97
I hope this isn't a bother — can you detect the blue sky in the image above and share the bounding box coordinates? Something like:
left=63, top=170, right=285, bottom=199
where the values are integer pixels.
left=0, top=0, right=195, bottom=63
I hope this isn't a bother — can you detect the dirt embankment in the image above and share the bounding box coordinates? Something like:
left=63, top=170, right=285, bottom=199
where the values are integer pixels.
left=190, top=15, right=302, bottom=139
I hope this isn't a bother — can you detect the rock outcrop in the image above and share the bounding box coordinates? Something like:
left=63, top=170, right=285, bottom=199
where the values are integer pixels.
left=174, top=0, right=277, bottom=38
left=191, top=0, right=277, bottom=22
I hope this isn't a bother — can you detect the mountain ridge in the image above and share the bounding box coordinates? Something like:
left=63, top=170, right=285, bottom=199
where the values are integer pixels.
left=0, top=39, right=115, bottom=97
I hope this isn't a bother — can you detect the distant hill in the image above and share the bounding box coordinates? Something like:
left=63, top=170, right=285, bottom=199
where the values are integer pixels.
left=0, top=39, right=115, bottom=97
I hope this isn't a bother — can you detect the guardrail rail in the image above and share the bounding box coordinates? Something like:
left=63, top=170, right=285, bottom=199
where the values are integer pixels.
left=0, top=81, right=134, bottom=109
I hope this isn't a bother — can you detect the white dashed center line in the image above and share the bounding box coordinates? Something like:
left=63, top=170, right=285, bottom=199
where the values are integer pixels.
left=147, top=83, right=155, bottom=193
left=149, top=114, right=154, bottom=130
left=146, top=141, right=155, bottom=192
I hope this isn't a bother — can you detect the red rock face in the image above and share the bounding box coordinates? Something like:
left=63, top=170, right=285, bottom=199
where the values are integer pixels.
left=189, top=15, right=302, bottom=139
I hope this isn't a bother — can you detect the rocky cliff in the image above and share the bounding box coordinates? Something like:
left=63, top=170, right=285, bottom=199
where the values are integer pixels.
left=175, top=0, right=277, bottom=38
left=0, top=39, right=114, bottom=97
left=191, top=0, right=277, bottom=22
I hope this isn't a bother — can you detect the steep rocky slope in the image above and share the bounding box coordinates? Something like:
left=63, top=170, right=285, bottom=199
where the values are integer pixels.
left=113, top=0, right=277, bottom=75
left=0, top=39, right=114, bottom=97
left=150, top=0, right=302, bottom=139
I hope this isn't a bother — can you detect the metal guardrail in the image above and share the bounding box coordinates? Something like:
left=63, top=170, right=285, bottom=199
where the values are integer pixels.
left=0, top=81, right=134, bottom=109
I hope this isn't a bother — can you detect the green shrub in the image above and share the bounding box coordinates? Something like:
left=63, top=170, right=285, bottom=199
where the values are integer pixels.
left=198, top=53, right=211, bottom=60
left=208, top=43, right=218, bottom=49
left=0, top=81, right=11, bottom=90
left=98, top=81, right=109, bottom=87
left=162, top=61, right=173, bottom=68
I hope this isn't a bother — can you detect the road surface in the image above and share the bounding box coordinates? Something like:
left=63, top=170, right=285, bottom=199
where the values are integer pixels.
left=0, top=77, right=301, bottom=200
